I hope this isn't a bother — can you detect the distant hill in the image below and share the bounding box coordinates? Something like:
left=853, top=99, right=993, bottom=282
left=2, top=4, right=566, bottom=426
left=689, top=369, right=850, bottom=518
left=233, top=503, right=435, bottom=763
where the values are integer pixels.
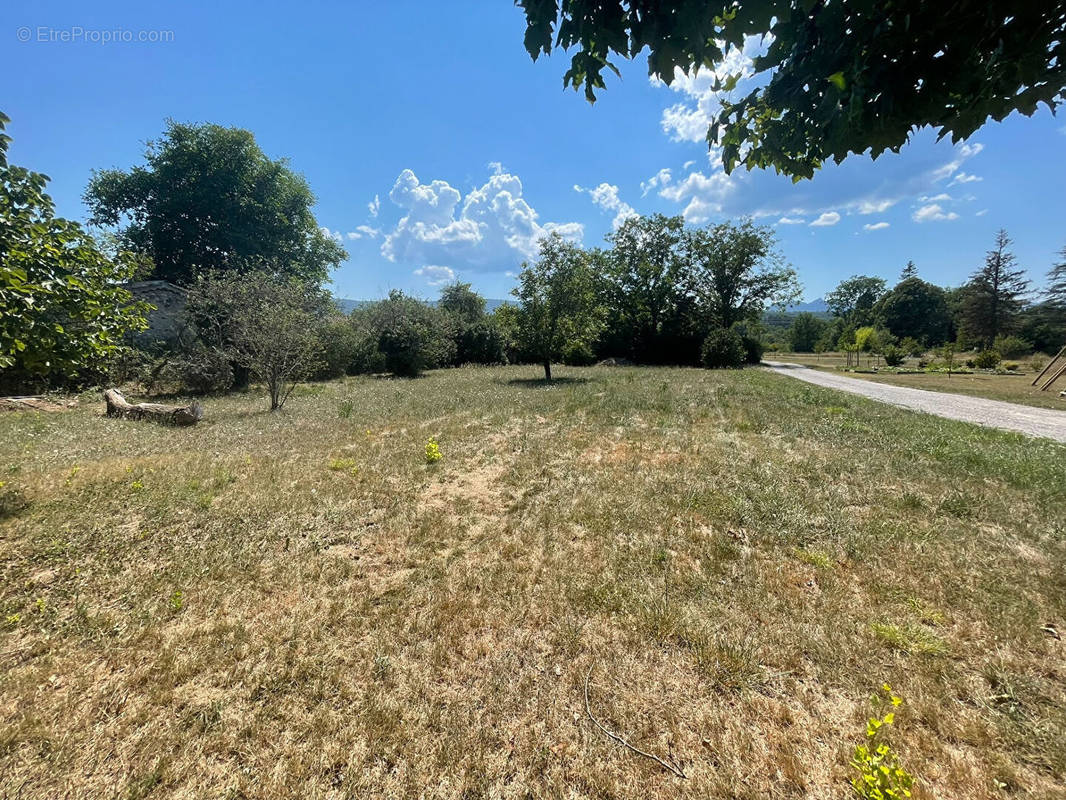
left=786, top=298, right=829, bottom=313
left=334, top=297, right=513, bottom=314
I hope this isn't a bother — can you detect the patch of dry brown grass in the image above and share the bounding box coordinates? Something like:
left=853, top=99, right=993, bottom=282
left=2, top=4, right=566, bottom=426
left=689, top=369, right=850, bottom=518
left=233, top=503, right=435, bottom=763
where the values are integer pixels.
left=0, top=366, right=1064, bottom=798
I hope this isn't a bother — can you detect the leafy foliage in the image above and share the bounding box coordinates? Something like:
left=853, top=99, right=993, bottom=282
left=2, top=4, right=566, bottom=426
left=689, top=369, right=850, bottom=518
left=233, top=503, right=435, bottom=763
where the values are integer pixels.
left=685, top=220, right=799, bottom=329
left=518, top=1, right=1066, bottom=178
left=876, top=278, right=951, bottom=345
left=185, top=273, right=328, bottom=410
left=959, top=229, right=1030, bottom=347
left=0, top=111, right=148, bottom=392
left=368, top=291, right=456, bottom=378
left=851, top=684, right=914, bottom=799
left=512, top=234, right=603, bottom=381
left=826, top=276, right=887, bottom=324
left=700, top=328, right=746, bottom=369
left=84, top=120, right=346, bottom=285
left=788, top=312, right=828, bottom=352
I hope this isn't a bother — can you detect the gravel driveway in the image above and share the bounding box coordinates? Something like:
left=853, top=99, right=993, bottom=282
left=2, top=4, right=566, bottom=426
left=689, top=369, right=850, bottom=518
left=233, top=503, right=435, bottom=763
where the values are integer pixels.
left=763, top=361, right=1066, bottom=443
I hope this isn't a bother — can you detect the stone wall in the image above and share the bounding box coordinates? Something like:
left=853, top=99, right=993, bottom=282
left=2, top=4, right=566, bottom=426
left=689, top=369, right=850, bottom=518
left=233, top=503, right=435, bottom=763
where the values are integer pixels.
left=126, top=280, right=188, bottom=345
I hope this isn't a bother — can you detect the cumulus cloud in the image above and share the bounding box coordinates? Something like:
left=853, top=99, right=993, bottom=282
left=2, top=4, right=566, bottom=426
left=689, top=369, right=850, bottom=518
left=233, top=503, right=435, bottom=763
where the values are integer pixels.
left=913, top=204, right=959, bottom=223
left=345, top=225, right=381, bottom=241
left=640, top=168, right=672, bottom=197
left=574, top=182, right=638, bottom=228
left=949, top=172, right=982, bottom=186
left=321, top=227, right=344, bottom=242
left=652, top=36, right=764, bottom=143
left=863, top=221, right=890, bottom=231
left=380, top=168, right=582, bottom=272
left=368, top=194, right=380, bottom=218
left=777, top=216, right=805, bottom=225
left=413, top=265, right=456, bottom=286
left=810, top=211, right=841, bottom=227
left=657, top=169, right=736, bottom=223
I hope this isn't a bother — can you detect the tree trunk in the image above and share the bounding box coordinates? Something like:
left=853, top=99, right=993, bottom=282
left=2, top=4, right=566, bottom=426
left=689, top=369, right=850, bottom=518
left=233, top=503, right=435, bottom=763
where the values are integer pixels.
left=103, top=388, right=203, bottom=426
left=543, top=360, right=552, bottom=382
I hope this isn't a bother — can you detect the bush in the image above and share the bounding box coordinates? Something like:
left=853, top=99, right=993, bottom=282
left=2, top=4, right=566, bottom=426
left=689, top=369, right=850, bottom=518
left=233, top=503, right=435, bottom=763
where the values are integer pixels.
left=561, top=339, right=596, bottom=366
left=992, top=335, right=1033, bottom=359
left=456, top=320, right=508, bottom=365
left=740, top=335, right=764, bottom=365
left=701, top=329, right=746, bottom=369
left=175, top=345, right=234, bottom=394
left=370, top=291, right=456, bottom=377
left=315, top=316, right=362, bottom=379
left=881, top=345, right=905, bottom=367
left=899, top=337, right=924, bottom=357
left=973, top=349, right=1002, bottom=369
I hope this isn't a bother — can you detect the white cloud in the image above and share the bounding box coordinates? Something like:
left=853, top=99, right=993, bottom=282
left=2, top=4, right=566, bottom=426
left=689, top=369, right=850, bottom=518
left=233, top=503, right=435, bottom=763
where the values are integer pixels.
left=652, top=36, right=764, bottom=143
left=488, top=161, right=506, bottom=175
left=863, top=221, right=890, bottom=231
left=368, top=194, right=380, bottom=218
left=976, top=208, right=989, bottom=216
left=854, top=198, right=896, bottom=215
left=345, top=225, right=381, bottom=241
left=574, top=182, right=638, bottom=228
left=777, top=216, right=805, bottom=225
left=413, top=265, right=456, bottom=286
left=640, top=168, right=672, bottom=197
left=919, top=193, right=952, bottom=203
left=381, top=168, right=582, bottom=271
left=913, top=204, right=959, bottom=223
left=932, top=142, right=984, bottom=182
left=321, top=227, right=344, bottom=242
left=949, top=172, right=982, bottom=186
left=658, top=169, right=736, bottom=223
left=810, top=211, right=841, bottom=227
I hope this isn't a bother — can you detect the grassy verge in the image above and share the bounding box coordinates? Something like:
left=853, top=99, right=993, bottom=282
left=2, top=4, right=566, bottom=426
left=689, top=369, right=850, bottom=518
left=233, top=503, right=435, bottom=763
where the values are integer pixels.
left=1, top=365, right=1064, bottom=798
left=770, top=352, right=1065, bottom=410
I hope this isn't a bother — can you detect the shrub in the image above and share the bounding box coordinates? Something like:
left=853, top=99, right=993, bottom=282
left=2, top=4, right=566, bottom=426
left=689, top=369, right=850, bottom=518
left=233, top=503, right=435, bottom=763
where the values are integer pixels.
left=851, top=684, right=914, bottom=799
left=740, top=335, right=765, bottom=365
left=992, top=335, right=1033, bottom=359
left=561, top=339, right=596, bottom=366
left=881, top=345, right=905, bottom=367
left=973, top=349, right=1001, bottom=369
left=701, top=329, right=746, bottom=369
left=1001, top=361, right=1020, bottom=372
left=370, top=291, right=456, bottom=377
left=455, top=320, right=507, bottom=365
left=315, top=316, right=362, bottom=379
left=175, top=345, right=233, bottom=394
left=899, top=337, right=924, bottom=357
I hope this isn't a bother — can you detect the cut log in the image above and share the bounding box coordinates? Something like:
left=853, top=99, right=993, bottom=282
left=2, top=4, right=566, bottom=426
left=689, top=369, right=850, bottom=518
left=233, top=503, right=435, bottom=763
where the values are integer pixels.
left=103, top=388, right=203, bottom=426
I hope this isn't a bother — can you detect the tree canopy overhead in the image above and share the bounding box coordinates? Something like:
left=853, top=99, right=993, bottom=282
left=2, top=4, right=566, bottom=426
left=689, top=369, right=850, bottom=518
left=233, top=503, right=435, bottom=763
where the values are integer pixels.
left=518, top=1, right=1066, bottom=178
left=85, top=121, right=346, bottom=286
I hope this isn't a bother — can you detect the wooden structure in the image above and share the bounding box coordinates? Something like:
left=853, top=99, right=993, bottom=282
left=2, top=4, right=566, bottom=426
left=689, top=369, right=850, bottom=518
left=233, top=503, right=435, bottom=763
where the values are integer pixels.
left=103, top=388, right=203, bottom=426
left=1031, top=345, right=1066, bottom=392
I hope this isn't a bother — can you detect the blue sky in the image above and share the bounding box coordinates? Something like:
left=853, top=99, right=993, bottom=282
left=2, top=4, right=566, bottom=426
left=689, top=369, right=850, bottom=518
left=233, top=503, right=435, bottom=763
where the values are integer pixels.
left=6, top=1, right=1066, bottom=302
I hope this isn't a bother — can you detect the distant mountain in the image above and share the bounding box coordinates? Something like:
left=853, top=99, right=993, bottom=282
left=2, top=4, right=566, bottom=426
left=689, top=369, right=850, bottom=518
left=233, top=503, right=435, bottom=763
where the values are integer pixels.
left=786, top=298, right=829, bottom=313
left=334, top=297, right=514, bottom=314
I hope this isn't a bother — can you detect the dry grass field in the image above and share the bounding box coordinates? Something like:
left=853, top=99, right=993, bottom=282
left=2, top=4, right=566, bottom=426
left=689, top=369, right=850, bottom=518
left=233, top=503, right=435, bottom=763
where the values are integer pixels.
left=1, top=365, right=1064, bottom=799
left=769, top=352, right=1066, bottom=410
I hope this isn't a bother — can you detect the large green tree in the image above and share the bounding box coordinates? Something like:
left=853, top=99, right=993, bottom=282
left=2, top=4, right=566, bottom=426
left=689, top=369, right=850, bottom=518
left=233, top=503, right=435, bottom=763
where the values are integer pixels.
left=960, top=229, right=1030, bottom=347
left=0, top=112, right=147, bottom=391
left=825, top=275, right=887, bottom=325
left=876, top=278, right=951, bottom=345
left=1046, top=245, right=1066, bottom=313
left=518, top=1, right=1066, bottom=178
left=513, top=234, right=603, bottom=381
left=602, top=213, right=691, bottom=363
left=788, top=312, right=828, bottom=352
left=684, top=220, right=799, bottom=329
left=85, top=121, right=346, bottom=286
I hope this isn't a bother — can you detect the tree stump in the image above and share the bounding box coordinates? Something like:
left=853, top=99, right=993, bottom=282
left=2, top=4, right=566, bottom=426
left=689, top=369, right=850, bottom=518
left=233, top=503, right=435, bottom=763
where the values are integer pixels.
left=103, top=388, right=203, bottom=426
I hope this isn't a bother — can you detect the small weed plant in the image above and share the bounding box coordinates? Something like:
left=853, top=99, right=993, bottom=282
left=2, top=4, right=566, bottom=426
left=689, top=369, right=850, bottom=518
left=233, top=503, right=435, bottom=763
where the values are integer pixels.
left=851, top=684, right=914, bottom=799
left=425, top=438, right=442, bottom=464
left=328, top=457, right=358, bottom=477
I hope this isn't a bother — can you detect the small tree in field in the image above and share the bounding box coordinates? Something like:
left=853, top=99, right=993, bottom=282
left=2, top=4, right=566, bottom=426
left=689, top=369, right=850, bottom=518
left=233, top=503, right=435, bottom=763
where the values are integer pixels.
left=513, top=234, right=602, bottom=381
left=187, top=273, right=326, bottom=410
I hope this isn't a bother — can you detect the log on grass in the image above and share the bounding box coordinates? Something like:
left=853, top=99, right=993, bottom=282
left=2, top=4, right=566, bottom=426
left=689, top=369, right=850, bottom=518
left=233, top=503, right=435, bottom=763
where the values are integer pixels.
left=103, top=388, right=203, bottom=426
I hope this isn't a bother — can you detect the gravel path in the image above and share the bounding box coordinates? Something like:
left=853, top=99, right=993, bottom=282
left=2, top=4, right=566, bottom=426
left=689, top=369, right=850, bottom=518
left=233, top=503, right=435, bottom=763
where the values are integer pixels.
left=763, top=361, right=1066, bottom=444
